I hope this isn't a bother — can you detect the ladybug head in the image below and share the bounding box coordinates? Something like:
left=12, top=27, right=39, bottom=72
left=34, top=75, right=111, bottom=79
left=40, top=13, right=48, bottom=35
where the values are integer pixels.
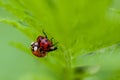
left=31, top=42, right=39, bottom=51
left=31, top=42, right=47, bottom=57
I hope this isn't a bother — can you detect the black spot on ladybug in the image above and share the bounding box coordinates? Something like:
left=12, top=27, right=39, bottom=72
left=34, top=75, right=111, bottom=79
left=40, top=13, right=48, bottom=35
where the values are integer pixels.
left=45, top=39, right=48, bottom=42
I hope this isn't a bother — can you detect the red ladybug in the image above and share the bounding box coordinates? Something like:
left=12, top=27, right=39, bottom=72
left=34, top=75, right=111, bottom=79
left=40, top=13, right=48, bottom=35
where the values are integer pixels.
left=31, top=31, right=57, bottom=57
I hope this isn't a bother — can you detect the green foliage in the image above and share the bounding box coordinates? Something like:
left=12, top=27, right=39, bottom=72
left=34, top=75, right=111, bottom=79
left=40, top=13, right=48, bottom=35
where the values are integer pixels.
left=0, top=0, right=120, bottom=80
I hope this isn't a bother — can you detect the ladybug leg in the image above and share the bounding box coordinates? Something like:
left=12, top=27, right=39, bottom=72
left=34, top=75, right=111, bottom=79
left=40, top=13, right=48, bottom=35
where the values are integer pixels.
left=42, top=30, right=47, bottom=38
left=47, top=46, right=57, bottom=52
left=48, top=42, right=58, bottom=52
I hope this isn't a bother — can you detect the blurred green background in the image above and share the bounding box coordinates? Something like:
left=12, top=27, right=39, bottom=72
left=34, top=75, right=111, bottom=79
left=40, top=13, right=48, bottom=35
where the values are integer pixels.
left=0, top=0, right=120, bottom=80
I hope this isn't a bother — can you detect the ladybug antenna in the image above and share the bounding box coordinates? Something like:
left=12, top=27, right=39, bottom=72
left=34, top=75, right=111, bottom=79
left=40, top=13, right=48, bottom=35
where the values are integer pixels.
left=42, top=30, right=47, bottom=38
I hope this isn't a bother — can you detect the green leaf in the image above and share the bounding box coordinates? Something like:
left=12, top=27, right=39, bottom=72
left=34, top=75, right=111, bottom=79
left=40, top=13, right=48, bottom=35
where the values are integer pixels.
left=1, top=0, right=120, bottom=80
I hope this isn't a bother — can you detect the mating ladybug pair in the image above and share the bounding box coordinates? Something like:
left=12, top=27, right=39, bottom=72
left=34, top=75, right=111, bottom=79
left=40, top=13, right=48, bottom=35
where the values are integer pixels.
left=31, top=31, right=57, bottom=57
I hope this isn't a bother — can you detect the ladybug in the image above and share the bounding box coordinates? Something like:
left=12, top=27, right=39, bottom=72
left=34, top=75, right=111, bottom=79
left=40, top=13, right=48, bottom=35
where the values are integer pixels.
left=31, top=31, right=57, bottom=57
